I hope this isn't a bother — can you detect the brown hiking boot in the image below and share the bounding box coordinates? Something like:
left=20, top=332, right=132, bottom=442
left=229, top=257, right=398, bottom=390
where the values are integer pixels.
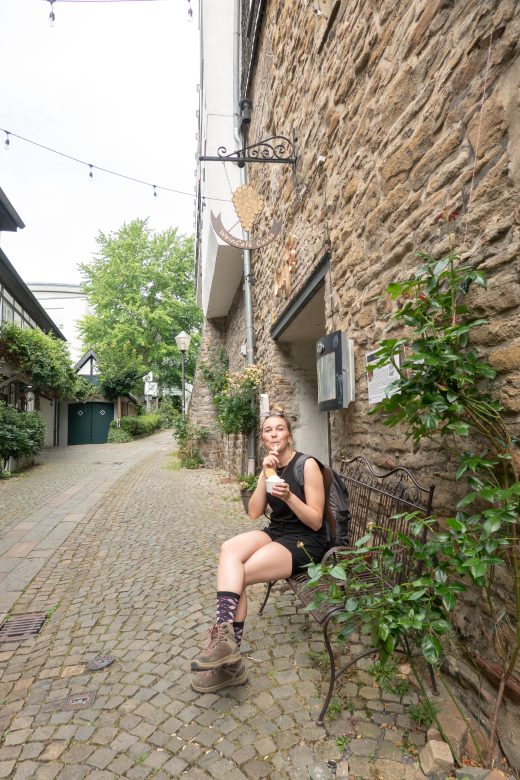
left=191, top=659, right=248, bottom=693
left=190, top=623, right=241, bottom=671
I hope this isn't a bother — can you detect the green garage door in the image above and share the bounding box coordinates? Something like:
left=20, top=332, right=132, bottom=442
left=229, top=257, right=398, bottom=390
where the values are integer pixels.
left=68, top=402, right=114, bottom=445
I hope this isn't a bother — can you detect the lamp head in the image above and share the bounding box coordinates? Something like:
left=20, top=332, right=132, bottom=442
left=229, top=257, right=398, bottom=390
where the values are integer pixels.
left=239, top=98, right=252, bottom=125
left=175, top=331, right=191, bottom=352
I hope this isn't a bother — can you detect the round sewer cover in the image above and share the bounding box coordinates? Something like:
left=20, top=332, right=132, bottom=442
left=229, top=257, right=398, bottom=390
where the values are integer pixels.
left=87, top=654, right=114, bottom=671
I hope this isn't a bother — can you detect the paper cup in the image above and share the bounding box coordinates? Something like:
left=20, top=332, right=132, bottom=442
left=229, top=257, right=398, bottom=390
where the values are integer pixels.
left=265, top=475, right=283, bottom=494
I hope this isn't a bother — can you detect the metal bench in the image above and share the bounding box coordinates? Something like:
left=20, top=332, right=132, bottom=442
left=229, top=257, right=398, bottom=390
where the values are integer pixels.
left=258, top=455, right=435, bottom=725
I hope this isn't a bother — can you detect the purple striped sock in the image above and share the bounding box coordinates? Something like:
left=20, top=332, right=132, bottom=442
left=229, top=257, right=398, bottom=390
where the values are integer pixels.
left=233, top=621, right=245, bottom=648
left=216, top=591, right=240, bottom=624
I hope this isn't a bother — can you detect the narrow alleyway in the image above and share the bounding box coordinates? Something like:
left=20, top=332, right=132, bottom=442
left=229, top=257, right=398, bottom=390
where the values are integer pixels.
left=0, top=434, right=428, bottom=779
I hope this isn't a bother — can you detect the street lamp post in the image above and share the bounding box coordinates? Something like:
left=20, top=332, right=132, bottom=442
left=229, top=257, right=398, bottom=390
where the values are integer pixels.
left=175, top=331, right=191, bottom=415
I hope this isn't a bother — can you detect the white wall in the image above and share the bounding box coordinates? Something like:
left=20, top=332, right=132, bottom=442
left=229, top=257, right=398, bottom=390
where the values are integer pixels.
left=28, top=284, right=90, bottom=363
left=197, top=0, right=243, bottom=317
left=39, top=398, right=55, bottom=447
left=283, top=343, right=329, bottom=464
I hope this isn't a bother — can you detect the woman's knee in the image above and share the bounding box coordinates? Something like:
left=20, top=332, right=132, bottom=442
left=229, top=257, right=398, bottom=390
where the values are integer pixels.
left=220, top=536, right=243, bottom=556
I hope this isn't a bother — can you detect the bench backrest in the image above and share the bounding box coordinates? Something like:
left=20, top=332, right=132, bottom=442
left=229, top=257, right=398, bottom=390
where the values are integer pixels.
left=339, top=456, right=435, bottom=576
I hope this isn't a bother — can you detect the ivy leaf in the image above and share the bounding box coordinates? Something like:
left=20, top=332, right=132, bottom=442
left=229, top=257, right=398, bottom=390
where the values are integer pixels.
left=345, top=597, right=358, bottom=612
left=330, top=565, right=348, bottom=581
left=442, top=592, right=456, bottom=610
left=421, top=635, right=441, bottom=665
left=378, top=623, right=390, bottom=641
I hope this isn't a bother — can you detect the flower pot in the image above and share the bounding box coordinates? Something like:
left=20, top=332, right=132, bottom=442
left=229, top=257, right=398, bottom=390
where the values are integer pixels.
left=240, top=489, right=253, bottom=513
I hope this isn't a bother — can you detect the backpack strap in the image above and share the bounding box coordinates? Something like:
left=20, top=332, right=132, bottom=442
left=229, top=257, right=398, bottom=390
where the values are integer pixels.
left=293, top=453, right=333, bottom=544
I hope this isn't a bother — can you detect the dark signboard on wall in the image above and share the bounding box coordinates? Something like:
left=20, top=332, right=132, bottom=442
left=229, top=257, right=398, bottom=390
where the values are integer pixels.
left=316, top=330, right=355, bottom=412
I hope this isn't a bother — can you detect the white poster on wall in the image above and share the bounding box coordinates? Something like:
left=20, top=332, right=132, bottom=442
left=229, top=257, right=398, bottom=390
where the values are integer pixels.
left=366, top=350, right=400, bottom=404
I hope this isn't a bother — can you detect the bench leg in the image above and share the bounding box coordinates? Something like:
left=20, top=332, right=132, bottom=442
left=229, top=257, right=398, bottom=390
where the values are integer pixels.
left=317, top=618, right=378, bottom=726
left=317, top=615, right=337, bottom=726
left=428, top=663, right=438, bottom=695
left=258, top=581, right=274, bottom=615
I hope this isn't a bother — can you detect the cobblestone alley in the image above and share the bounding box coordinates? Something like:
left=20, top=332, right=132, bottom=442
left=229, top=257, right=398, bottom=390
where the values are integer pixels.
left=0, top=432, right=429, bottom=779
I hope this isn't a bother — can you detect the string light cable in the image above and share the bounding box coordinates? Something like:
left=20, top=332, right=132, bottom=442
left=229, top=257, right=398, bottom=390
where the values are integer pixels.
left=44, top=0, right=193, bottom=24
left=1, top=127, right=229, bottom=204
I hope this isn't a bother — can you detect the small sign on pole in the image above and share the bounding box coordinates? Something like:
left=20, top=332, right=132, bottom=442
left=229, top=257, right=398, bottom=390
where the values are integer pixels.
left=144, top=381, right=158, bottom=397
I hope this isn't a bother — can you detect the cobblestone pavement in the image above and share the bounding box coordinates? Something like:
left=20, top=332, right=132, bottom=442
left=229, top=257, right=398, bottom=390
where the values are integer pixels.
left=0, top=433, right=176, bottom=619
left=0, top=438, right=430, bottom=780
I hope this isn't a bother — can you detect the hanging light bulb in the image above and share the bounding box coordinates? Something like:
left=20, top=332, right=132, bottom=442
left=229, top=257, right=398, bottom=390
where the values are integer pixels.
left=88, top=164, right=94, bottom=179
left=4, top=132, right=10, bottom=150
left=187, top=1, right=193, bottom=20
left=48, top=0, right=56, bottom=26
left=153, top=185, right=157, bottom=197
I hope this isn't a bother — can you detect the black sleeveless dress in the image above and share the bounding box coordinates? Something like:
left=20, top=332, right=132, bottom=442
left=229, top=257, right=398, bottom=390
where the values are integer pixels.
left=262, top=452, right=329, bottom=575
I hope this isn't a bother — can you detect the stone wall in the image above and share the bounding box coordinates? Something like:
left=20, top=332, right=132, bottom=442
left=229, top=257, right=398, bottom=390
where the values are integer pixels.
left=245, top=0, right=520, bottom=512
left=188, top=316, right=227, bottom=468
left=195, top=0, right=520, bottom=765
left=190, top=285, right=251, bottom=475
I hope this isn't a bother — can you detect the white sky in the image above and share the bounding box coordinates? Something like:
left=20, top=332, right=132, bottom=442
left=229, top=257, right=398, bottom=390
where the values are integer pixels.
left=0, top=0, right=199, bottom=284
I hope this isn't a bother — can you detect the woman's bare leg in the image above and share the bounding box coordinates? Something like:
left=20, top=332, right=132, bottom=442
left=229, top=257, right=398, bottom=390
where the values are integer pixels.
left=235, top=590, right=248, bottom=623
left=243, top=542, right=292, bottom=586
left=234, top=543, right=292, bottom=621
left=216, top=530, right=272, bottom=594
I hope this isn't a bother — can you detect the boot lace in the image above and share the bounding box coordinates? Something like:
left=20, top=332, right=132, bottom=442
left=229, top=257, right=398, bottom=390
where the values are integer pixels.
left=205, top=623, right=228, bottom=649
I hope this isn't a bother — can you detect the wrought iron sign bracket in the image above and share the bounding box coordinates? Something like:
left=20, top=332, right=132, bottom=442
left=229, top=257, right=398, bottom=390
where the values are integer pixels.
left=200, top=131, right=297, bottom=176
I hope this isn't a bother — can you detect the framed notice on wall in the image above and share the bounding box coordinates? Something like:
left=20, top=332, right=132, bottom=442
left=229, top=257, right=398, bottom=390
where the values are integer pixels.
left=366, top=350, right=400, bottom=404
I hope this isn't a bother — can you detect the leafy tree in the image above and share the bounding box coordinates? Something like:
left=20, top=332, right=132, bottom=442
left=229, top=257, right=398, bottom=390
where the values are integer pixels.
left=100, top=367, right=141, bottom=401
left=78, top=219, right=202, bottom=394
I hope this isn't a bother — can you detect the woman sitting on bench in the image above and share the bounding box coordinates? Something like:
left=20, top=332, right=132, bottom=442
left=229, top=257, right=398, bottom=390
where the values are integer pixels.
left=191, top=405, right=328, bottom=693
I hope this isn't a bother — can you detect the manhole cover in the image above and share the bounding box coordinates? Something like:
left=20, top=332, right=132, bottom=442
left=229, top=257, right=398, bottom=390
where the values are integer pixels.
left=63, top=690, right=97, bottom=710
left=0, top=613, right=46, bottom=644
left=87, top=654, right=114, bottom=671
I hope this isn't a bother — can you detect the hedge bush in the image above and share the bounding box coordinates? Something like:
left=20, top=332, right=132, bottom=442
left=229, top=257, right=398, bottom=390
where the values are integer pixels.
left=0, top=403, right=45, bottom=466
left=114, top=414, right=162, bottom=439
left=107, top=427, right=133, bottom=444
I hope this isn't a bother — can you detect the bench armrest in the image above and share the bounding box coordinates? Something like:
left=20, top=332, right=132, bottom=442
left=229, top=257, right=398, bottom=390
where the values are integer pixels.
left=320, top=546, right=351, bottom=564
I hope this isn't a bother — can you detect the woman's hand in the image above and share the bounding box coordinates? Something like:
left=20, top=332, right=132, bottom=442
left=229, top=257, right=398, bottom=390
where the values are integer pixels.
left=262, top=448, right=280, bottom=472
left=270, top=479, right=291, bottom=502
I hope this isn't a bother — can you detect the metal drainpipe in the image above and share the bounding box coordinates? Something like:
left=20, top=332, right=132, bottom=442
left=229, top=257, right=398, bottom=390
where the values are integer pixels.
left=234, top=0, right=256, bottom=476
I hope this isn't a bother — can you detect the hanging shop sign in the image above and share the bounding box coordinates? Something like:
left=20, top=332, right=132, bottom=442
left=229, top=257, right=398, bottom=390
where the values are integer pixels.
left=211, top=211, right=282, bottom=250
left=201, top=133, right=298, bottom=250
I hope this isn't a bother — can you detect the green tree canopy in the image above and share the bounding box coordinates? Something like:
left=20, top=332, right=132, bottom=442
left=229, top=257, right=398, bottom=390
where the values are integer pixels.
left=78, top=219, right=202, bottom=395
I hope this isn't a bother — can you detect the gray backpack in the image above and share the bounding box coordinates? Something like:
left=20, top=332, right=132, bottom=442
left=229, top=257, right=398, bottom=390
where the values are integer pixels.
left=293, top=454, right=351, bottom=546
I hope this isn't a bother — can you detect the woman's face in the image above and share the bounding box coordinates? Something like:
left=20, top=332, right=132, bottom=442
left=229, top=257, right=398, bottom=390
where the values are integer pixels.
left=261, top=415, right=291, bottom=452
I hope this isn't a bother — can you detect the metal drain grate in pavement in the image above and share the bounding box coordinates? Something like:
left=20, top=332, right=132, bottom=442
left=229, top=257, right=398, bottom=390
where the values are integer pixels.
left=87, top=654, right=114, bottom=671
left=63, top=690, right=97, bottom=710
left=0, top=613, right=46, bottom=644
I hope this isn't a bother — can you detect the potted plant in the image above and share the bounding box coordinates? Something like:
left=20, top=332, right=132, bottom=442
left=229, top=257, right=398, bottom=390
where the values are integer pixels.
left=237, top=473, right=258, bottom=512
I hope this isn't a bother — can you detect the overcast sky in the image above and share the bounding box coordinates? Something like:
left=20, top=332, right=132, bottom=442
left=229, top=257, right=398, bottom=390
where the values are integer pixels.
left=0, top=0, right=198, bottom=285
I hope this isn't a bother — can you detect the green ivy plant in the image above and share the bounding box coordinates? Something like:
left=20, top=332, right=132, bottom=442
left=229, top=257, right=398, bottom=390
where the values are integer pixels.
left=0, top=323, right=76, bottom=397
left=308, top=244, right=519, bottom=765
left=171, top=412, right=209, bottom=468
left=371, top=249, right=519, bottom=764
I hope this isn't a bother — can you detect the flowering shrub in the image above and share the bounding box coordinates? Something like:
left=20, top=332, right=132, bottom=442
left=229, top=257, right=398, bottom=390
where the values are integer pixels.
left=215, top=364, right=262, bottom=435
left=237, top=473, right=258, bottom=491
left=202, top=353, right=262, bottom=436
